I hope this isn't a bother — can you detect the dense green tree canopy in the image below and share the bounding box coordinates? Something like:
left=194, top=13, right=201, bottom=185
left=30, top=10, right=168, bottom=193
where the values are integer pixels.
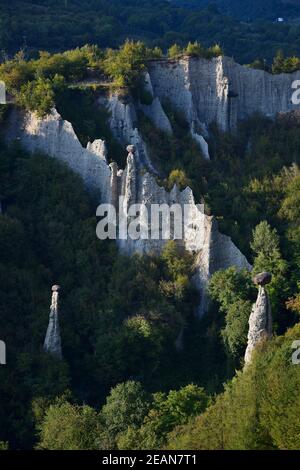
left=37, top=399, right=102, bottom=450
left=2, top=1, right=300, bottom=64
left=167, top=322, right=300, bottom=450
left=1, top=13, right=300, bottom=449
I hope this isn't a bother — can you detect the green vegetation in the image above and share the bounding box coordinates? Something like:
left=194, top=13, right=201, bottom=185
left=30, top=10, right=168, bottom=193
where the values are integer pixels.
left=37, top=399, right=102, bottom=450
left=0, top=45, right=104, bottom=116
left=1, top=4, right=300, bottom=451
left=32, top=311, right=300, bottom=452
left=137, top=106, right=210, bottom=201
left=185, top=41, right=223, bottom=59
left=168, top=41, right=223, bottom=59
left=101, top=381, right=151, bottom=448
left=165, top=169, right=192, bottom=191
left=251, top=221, right=288, bottom=310
left=2, top=40, right=300, bottom=119
left=36, top=381, right=209, bottom=450
left=0, top=40, right=223, bottom=117
left=208, top=220, right=288, bottom=362
left=167, top=322, right=300, bottom=450
left=172, top=1, right=300, bottom=22
left=17, top=77, right=56, bottom=118
left=272, top=49, right=300, bottom=74
left=1, top=79, right=300, bottom=451
left=0, top=46, right=101, bottom=94
left=209, top=267, right=255, bottom=360
left=2, top=1, right=300, bottom=65
left=1, top=137, right=214, bottom=448
left=205, top=116, right=300, bottom=257
left=201, top=117, right=300, bottom=335
left=55, top=87, right=126, bottom=167
left=118, top=384, right=209, bottom=449
left=103, top=40, right=162, bottom=91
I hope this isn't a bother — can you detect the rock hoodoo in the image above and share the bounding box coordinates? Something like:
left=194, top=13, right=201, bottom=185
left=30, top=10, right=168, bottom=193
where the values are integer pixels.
left=9, top=107, right=251, bottom=316
left=43, top=285, right=62, bottom=359
left=244, top=272, right=273, bottom=365
left=253, top=272, right=272, bottom=286
left=13, top=55, right=287, bottom=316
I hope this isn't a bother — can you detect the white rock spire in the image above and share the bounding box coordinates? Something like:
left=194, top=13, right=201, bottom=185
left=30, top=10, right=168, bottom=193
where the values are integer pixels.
left=43, top=285, right=62, bottom=359
left=244, top=273, right=272, bottom=365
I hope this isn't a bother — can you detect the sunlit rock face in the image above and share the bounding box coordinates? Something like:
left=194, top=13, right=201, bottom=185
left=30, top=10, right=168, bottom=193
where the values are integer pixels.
left=104, top=56, right=300, bottom=166
left=101, top=93, right=159, bottom=175
left=148, top=56, right=300, bottom=132
left=9, top=107, right=250, bottom=316
left=10, top=54, right=269, bottom=318
left=44, top=285, right=62, bottom=359
left=16, top=109, right=112, bottom=203
left=11, top=55, right=300, bottom=322
left=12, top=54, right=300, bottom=325
left=244, top=274, right=273, bottom=365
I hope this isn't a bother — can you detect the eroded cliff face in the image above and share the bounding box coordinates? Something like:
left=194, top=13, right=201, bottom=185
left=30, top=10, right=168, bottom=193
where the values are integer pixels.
left=105, top=56, right=300, bottom=161
left=102, top=93, right=159, bottom=174
left=13, top=109, right=112, bottom=203
left=148, top=56, right=300, bottom=132
left=194, top=218, right=251, bottom=315
left=244, top=285, right=272, bottom=365
left=9, top=106, right=250, bottom=316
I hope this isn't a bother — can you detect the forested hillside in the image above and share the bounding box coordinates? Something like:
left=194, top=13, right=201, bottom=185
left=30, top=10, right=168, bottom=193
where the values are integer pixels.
left=171, top=0, right=300, bottom=21
left=2, top=0, right=300, bottom=63
left=167, top=322, right=300, bottom=449
left=0, top=42, right=300, bottom=449
left=0, top=0, right=300, bottom=450
left=0, top=134, right=208, bottom=448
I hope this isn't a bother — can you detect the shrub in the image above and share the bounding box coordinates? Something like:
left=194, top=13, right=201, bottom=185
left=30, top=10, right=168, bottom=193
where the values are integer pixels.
left=17, top=77, right=55, bottom=117
left=168, top=44, right=184, bottom=59
left=166, top=169, right=191, bottom=190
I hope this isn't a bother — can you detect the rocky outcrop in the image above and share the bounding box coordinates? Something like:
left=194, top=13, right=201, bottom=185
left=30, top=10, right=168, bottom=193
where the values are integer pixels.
left=105, top=56, right=300, bottom=165
left=148, top=56, right=300, bottom=132
left=244, top=273, right=273, bottom=365
left=114, top=147, right=251, bottom=315
left=194, top=217, right=251, bottom=315
left=44, top=285, right=62, bottom=359
left=141, top=97, right=172, bottom=135
left=101, top=93, right=159, bottom=175
left=190, top=122, right=210, bottom=160
left=10, top=54, right=296, bottom=334
left=9, top=106, right=251, bottom=317
left=140, top=72, right=173, bottom=134
left=13, top=109, right=112, bottom=203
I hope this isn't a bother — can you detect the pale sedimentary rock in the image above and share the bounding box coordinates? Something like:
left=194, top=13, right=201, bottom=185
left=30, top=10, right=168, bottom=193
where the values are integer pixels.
left=44, top=285, right=62, bottom=359
left=115, top=148, right=251, bottom=316
left=141, top=97, right=172, bottom=135
left=9, top=109, right=251, bottom=316
left=244, top=273, right=273, bottom=365
left=193, top=217, right=251, bottom=316
left=190, top=122, right=210, bottom=159
left=148, top=56, right=300, bottom=132
left=105, top=56, right=300, bottom=162
left=138, top=71, right=173, bottom=134
left=10, top=54, right=296, bottom=339
left=13, top=109, right=112, bottom=202
left=102, top=93, right=158, bottom=174
left=9, top=100, right=251, bottom=316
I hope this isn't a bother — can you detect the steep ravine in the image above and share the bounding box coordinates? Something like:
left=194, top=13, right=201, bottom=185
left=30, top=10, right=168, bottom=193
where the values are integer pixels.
left=6, top=103, right=250, bottom=317
left=8, top=54, right=298, bottom=316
